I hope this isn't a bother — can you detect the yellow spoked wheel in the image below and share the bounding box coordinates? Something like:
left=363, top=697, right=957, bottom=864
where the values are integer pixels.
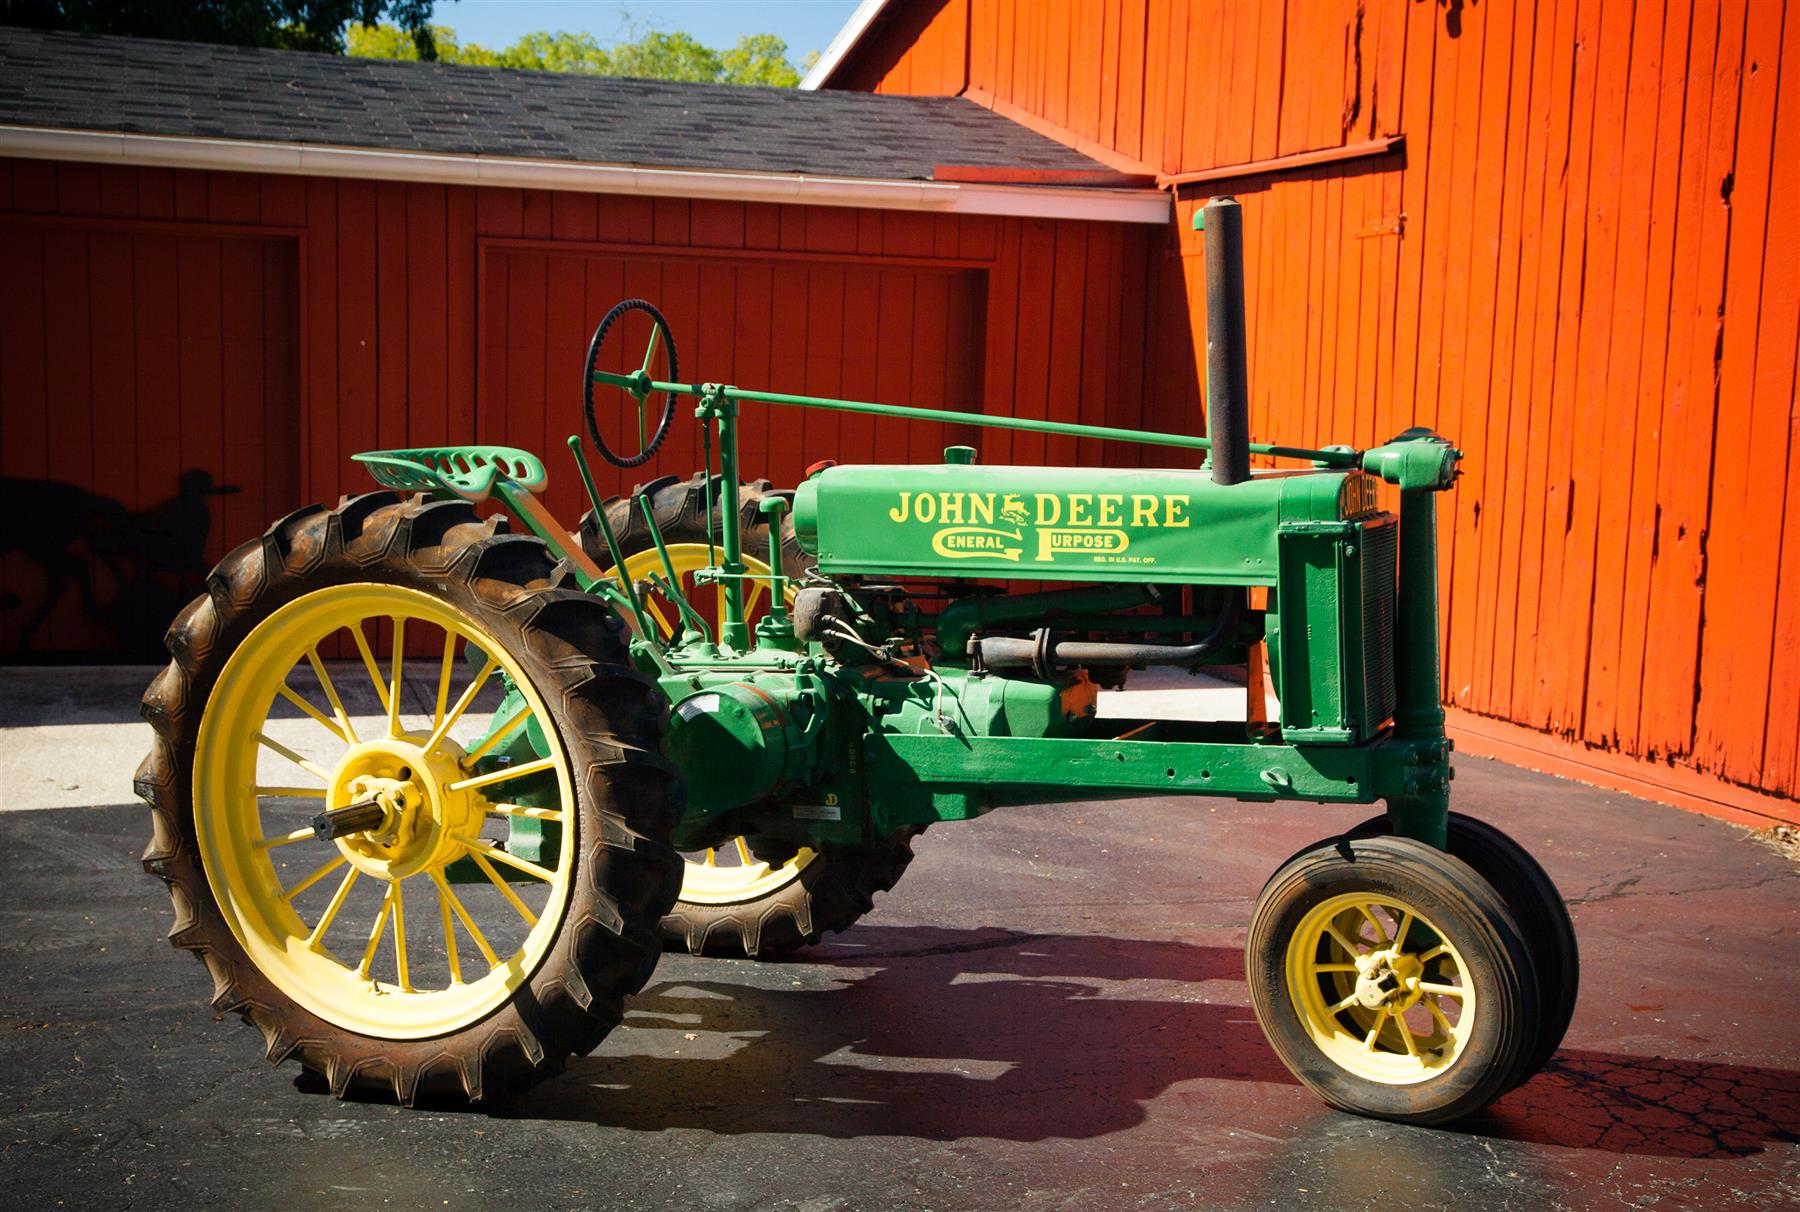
left=193, top=584, right=573, bottom=1039
left=139, top=492, right=682, bottom=1104
left=1285, top=893, right=1473, bottom=1084
left=584, top=473, right=920, bottom=957
left=1247, top=834, right=1539, bottom=1125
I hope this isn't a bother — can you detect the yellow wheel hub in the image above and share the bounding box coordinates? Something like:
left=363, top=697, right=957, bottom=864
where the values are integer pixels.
left=193, top=583, right=576, bottom=1040
left=605, top=540, right=816, bottom=906
left=1286, top=892, right=1475, bottom=1085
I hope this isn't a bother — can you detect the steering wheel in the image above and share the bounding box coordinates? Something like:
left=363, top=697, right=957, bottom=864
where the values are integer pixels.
left=583, top=298, right=680, bottom=469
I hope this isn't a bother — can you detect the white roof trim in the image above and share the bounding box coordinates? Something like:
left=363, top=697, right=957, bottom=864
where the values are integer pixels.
left=799, top=0, right=888, bottom=91
left=0, top=124, right=1169, bottom=224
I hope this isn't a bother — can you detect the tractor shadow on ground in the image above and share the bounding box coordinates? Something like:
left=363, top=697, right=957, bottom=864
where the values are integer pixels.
left=459, top=925, right=1800, bottom=1158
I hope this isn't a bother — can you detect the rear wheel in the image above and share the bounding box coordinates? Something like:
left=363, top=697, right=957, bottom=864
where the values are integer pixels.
left=1246, top=835, right=1540, bottom=1125
left=580, top=471, right=920, bottom=957
left=136, top=493, right=683, bottom=1103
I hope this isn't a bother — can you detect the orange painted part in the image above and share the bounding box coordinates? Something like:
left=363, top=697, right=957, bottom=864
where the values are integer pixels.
left=837, top=0, right=1800, bottom=814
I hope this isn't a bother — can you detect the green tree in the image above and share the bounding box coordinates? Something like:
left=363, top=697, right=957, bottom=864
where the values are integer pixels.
left=0, top=0, right=440, bottom=57
left=719, top=33, right=801, bottom=88
left=346, top=20, right=806, bottom=87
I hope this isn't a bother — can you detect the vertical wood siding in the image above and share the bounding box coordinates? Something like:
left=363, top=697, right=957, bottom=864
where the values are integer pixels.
left=839, top=0, right=1800, bottom=809
left=0, top=157, right=1160, bottom=662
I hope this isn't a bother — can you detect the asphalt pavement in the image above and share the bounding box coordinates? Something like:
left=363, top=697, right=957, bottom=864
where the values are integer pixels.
left=0, top=667, right=1795, bottom=1211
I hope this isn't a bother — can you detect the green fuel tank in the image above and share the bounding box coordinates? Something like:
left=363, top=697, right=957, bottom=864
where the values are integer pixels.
left=791, top=462, right=1379, bottom=585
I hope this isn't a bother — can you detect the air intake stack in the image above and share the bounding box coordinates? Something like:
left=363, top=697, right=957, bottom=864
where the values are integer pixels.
left=1200, top=196, right=1252, bottom=487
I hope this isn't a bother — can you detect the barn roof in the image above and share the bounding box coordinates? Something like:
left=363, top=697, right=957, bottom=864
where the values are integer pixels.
left=0, top=27, right=1140, bottom=191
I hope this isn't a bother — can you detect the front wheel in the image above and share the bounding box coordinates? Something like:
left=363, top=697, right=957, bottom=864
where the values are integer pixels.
left=136, top=493, right=683, bottom=1104
left=1246, top=835, right=1540, bottom=1125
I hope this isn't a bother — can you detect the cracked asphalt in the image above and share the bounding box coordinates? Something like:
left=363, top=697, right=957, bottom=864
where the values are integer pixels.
left=0, top=669, right=1796, bottom=1210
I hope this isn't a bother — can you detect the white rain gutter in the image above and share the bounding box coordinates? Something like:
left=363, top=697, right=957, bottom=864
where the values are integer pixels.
left=799, top=0, right=888, bottom=91
left=0, top=124, right=1168, bottom=225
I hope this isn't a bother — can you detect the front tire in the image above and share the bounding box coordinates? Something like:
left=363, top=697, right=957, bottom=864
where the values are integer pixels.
left=135, top=492, right=683, bottom=1104
left=1246, top=835, right=1540, bottom=1125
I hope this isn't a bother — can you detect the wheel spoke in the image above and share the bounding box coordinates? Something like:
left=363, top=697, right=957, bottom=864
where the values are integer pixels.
left=1357, top=903, right=1390, bottom=944
left=645, top=597, right=674, bottom=638
left=1392, top=908, right=1415, bottom=951
left=702, top=848, right=717, bottom=866
left=390, top=877, right=411, bottom=990
left=464, top=703, right=534, bottom=766
left=307, top=866, right=361, bottom=946
left=743, top=579, right=767, bottom=619
left=1393, top=1007, right=1420, bottom=1057
left=462, top=847, right=541, bottom=926
left=256, top=824, right=320, bottom=851
left=255, top=785, right=327, bottom=798
left=447, top=755, right=559, bottom=795
left=1419, top=982, right=1465, bottom=1000
left=387, top=617, right=406, bottom=738
left=277, top=683, right=348, bottom=744
left=733, top=836, right=753, bottom=865
left=1426, top=995, right=1457, bottom=1036
left=1328, top=990, right=1361, bottom=1013
left=349, top=622, right=392, bottom=715
left=424, top=656, right=497, bottom=751
left=1418, top=943, right=1450, bottom=964
left=357, top=882, right=395, bottom=978
left=428, top=868, right=501, bottom=970
left=454, top=834, right=556, bottom=885
left=1325, top=922, right=1365, bottom=958
left=1310, top=962, right=1360, bottom=974
left=304, top=646, right=358, bottom=745
left=434, top=874, right=463, bottom=985
left=284, top=853, right=346, bottom=900
left=433, top=631, right=458, bottom=730
left=255, top=732, right=332, bottom=782
left=484, top=802, right=565, bottom=822
left=1363, top=1017, right=1383, bottom=1051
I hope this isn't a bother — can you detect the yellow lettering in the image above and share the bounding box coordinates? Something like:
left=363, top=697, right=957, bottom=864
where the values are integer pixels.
left=1067, top=494, right=1093, bottom=526
left=915, top=492, right=937, bottom=523
left=969, top=493, right=994, bottom=525
left=889, top=493, right=911, bottom=523
left=1098, top=494, right=1124, bottom=527
left=938, top=492, right=963, bottom=524
left=1164, top=495, right=1190, bottom=528
left=1034, top=493, right=1062, bottom=525
left=1131, top=494, right=1158, bottom=527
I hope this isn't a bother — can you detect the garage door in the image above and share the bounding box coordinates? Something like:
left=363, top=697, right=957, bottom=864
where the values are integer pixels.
left=0, top=223, right=300, bottom=661
left=480, top=248, right=987, bottom=525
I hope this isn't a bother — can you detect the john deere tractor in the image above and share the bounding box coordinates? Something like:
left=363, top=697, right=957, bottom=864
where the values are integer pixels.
left=137, top=198, right=1575, bottom=1125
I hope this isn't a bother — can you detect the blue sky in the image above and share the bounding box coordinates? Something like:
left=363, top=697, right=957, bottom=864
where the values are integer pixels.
left=430, top=1, right=861, bottom=63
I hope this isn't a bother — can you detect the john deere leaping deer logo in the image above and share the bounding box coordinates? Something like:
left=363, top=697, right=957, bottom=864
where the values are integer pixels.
left=887, top=490, right=1191, bottom=565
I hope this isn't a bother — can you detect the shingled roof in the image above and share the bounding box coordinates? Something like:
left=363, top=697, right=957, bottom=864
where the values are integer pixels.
left=0, top=27, right=1113, bottom=183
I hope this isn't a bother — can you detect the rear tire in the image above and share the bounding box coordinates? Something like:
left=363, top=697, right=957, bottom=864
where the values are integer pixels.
left=136, top=492, right=683, bottom=1104
left=1246, top=835, right=1540, bottom=1125
left=580, top=471, right=922, bottom=957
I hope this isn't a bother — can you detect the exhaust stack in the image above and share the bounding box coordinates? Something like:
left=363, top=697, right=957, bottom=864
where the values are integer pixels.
left=1200, top=196, right=1252, bottom=487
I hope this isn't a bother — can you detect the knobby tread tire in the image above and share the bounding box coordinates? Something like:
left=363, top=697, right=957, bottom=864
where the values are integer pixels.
left=578, top=471, right=921, bottom=958
left=136, top=492, right=684, bottom=1105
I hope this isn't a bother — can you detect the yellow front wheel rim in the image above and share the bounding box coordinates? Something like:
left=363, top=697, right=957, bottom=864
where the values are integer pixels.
left=193, top=584, right=576, bottom=1040
left=607, top=541, right=814, bottom=906
left=1286, top=892, right=1476, bottom=1085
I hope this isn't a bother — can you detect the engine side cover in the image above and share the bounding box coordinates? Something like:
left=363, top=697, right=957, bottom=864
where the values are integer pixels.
left=792, top=464, right=1360, bottom=586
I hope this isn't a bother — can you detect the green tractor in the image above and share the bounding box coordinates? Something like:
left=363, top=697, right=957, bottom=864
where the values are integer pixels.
left=137, top=198, right=1575, bottom=1125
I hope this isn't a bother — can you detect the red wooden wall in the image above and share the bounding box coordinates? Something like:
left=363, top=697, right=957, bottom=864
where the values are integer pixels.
left=0, top=155, right=1167, bottom=661
left=834, top=0, right=1800, bottom=820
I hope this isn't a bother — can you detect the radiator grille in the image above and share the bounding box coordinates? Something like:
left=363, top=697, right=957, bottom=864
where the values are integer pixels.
left=1361, top=519, right=1399, bottom=730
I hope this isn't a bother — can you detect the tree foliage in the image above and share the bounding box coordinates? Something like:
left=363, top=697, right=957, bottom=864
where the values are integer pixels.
left=346, top=21, right=805, bottom=87
left=0, top=0, right=439, bottom=57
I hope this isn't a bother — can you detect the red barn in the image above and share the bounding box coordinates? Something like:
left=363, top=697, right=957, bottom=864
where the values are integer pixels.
left=807, top=0, right=1800, bottom=829
left=2, top=2, right=1797, bottom=831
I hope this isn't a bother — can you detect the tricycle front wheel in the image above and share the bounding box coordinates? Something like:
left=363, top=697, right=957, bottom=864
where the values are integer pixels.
left=1246, top=835, right=1540, bottom=1125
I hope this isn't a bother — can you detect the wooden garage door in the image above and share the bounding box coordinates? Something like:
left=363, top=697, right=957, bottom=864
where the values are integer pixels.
left=0, top=223, right=300, bottom=662
left=480, top=248, right=986, bottom=527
